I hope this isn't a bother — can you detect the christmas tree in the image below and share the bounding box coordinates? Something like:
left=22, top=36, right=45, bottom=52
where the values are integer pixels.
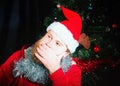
left=43, top=0, right=120, bottom=86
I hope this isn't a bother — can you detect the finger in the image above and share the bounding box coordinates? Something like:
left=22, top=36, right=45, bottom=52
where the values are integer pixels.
left=38, top=44, right=50, bottom=55
left=42, top=44, right=56, bottom=56
left=40, top=44, right=52, bottom=54
left=35, top=52, right=45, bottom=63
left=36, top=47, right=46, bottom=58
left=38, top=44, right=47, bottom=52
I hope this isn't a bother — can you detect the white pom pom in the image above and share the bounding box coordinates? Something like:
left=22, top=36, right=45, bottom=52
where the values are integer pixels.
left=57, top=4, right=61, bottom=8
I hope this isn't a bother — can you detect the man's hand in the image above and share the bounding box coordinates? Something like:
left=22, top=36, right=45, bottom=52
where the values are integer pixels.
left=79, top=33, right=90, bottom=49
left=34, top=44, right=64, bottom=74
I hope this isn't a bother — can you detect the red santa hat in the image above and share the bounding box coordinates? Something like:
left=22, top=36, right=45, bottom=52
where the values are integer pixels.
left=47, top=5, right=82, bottom=53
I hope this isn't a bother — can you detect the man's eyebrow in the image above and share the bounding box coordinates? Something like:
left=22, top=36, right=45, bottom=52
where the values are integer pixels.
left=47, top=32, right=52, bottom=37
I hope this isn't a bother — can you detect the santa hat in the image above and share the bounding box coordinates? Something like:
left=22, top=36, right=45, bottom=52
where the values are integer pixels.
left=47, top=5, right=82, bottom=53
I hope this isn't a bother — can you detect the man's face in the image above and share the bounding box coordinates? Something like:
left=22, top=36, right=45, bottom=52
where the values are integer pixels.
left=32, top=30, right=69, bottom=63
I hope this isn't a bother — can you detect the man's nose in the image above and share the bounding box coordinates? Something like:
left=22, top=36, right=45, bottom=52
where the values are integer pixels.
left=42, top=37, right=51, bottom=44
left=46, top=40, right=54, bottom=47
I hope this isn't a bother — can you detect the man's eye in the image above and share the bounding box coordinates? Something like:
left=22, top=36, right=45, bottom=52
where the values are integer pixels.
left=48, top=35, right=51, bottom=38
left=56, top=42, right=61, bottom=46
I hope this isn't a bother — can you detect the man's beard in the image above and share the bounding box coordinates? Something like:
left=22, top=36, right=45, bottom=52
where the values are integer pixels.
left=12, top=46, right=72, bottom=85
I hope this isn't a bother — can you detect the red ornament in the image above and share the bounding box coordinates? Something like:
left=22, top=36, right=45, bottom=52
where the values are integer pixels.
left=112, top=23, right=118, bottom=29
left=94, top=45, right=100, bottom=53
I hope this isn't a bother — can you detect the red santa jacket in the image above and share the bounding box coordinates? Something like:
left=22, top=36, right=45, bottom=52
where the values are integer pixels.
left=0, top=46, right=81, bottom=86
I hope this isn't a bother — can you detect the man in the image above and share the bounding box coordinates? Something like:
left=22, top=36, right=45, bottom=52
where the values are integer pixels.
left=0, top=5, right=90, bottom=86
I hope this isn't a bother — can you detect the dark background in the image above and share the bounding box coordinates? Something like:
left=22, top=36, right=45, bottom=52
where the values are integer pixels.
left=0, top=0, right=52, bottom=65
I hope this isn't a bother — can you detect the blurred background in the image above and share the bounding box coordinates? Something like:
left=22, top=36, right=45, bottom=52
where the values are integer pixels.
left=0, top=0, right=120, bottom=86
left=0, top=0, right=52, bottom=64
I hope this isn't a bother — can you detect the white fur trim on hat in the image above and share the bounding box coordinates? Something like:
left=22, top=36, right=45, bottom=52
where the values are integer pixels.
left=46, top=22, right=79, bottom=53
